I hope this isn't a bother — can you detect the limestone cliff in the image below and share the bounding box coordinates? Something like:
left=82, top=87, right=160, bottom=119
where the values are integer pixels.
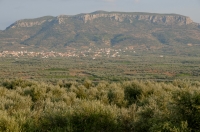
left=7, top=11, right=194, bottom=29
left=10, top=20, right=46, bottom=28
left=6, top=16, right=54, bottom=29
left=74, top=12, right=193, bottom=25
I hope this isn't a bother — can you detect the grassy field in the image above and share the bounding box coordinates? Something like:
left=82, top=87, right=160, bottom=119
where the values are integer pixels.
left=0, top=53, right=199, bottom=82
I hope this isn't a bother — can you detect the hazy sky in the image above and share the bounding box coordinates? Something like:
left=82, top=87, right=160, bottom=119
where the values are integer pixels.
left=0, top=0, right=200, bottom=30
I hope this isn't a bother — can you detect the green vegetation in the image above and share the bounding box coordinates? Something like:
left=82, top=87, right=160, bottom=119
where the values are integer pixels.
left=0, top=52, right=199, bottom=131
left=0, top=52, right=200, bottom=81
left=1, top=11, right=200, bottom=131
left=0, top=79, right=200, bottom=131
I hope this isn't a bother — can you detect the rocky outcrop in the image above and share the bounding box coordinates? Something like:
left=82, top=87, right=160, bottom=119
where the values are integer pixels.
left=6, top=16, right=54, bottom=29
left=56, top=15, right=69, bottom=24
left=75, top=13, right=125, bottom=23
left=137, top=15, right=193, bottom=25
left=74, top=12, right=193, bottom=25
left=7, top=12, right=194, bottom=29
left=8, top=20, right=46, bottom=28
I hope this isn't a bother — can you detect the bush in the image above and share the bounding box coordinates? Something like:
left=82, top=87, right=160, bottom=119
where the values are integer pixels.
left=172, top=87, right=200, bottom=131
left=124, top=81, right=143, bottom=105
left=71, top=100, right=119, bottom=132
left=0, top=111, right=21, bottom=132
left=2, top=79, right=35, bottom=89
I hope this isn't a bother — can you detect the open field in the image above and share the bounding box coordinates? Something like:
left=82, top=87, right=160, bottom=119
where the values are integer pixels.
left=0, top=51, right=200, bottom=82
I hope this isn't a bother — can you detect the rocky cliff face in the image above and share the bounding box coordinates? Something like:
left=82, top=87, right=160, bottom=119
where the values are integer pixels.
left=8, top=11, right=194, bottom=29
left=6, top=16, right=54, bottom=29
left=9, top=20, right=46, bottom=28
left=75, top=12, right=193, bottom=25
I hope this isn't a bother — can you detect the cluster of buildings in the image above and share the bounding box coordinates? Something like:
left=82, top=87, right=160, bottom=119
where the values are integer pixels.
left=0, top=47, right=136, bottom=58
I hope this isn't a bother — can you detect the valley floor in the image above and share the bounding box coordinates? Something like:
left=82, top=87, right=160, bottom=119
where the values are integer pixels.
left=0, top=53, right=200, bottom=131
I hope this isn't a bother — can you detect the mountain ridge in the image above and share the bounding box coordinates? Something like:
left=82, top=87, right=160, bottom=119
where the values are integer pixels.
left=7, top=11, right=195, bottom=29
left=1, top=11, right=200, bottom=52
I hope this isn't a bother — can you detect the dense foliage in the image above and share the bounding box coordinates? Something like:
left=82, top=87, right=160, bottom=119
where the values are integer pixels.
left=1, top=79, right=200, bottom=131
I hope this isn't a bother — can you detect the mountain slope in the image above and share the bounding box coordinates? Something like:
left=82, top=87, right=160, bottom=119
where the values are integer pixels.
left=1, top=11, right=200, bottom=51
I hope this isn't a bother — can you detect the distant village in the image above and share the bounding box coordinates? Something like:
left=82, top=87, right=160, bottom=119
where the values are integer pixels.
left=0, top=47, right=136, bottom=59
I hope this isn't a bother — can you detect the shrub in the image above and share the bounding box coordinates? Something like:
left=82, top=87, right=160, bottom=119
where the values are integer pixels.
left=172, top=87, right=200, bottom=131
left=124, top=81, right=143, bottom=105
left=2, top=79, right=35, bottom=90
left=71, top=100, right=120, bottom=132
left=0, top=111, right=21, bottom=132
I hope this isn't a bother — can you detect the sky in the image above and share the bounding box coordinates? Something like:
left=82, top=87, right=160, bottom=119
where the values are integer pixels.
left=0, top=0, right=200, bottom=30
